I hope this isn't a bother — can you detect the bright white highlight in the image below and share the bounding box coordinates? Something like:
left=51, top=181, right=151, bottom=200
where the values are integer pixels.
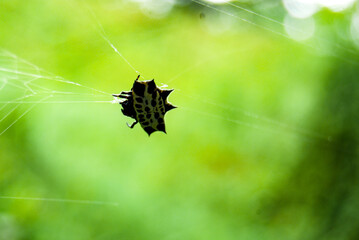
left=283, top=0, right=319, bottom=19
left=132, top=0, right=176, bottom=18
left=317, top=0, right=356, bottom=12
left=351, top=13, right=359, bottom=48
left=283, top=0, right=356, bottom=19
left=204, top=0, right=232, bottom=4
left=284, top=14, right=316, bottom=41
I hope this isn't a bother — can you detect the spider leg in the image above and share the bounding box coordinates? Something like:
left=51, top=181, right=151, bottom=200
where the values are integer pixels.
left=126, top=120, right=138, bottom=128
left=112, top=92, right=132, bottom=99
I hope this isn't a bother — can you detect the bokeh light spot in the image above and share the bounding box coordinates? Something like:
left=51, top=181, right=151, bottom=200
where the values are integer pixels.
left=284, top=14, right=316, bottom=41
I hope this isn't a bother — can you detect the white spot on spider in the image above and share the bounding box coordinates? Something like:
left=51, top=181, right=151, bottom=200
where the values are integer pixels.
left=112, top=97, right=125, bottom=104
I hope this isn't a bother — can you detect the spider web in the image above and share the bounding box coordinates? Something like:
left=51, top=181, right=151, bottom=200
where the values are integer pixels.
left=0, top=49, right=113, bottom=136
left=0, top=0, right=356, bottom=206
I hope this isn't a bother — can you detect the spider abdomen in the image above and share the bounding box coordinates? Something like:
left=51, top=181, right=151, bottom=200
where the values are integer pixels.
left=133, top=80, right=166, bottom=135
left=113, top=75, right=176, bottom=136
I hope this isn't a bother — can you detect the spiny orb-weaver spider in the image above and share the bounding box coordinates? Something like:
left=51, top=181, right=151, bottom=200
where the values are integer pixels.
left=112, top=75, right=176, bottom=136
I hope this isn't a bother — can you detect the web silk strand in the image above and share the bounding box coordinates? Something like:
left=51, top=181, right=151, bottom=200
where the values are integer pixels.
left=0, top=196, right=119, bottom=207
left=84, top=3, right=145, bottom=79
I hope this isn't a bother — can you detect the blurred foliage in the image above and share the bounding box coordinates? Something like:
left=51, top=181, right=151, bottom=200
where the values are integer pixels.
left=0, top=0, right=358, bottom=239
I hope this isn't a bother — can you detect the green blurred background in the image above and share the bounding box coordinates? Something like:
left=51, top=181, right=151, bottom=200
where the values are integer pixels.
left=0, top=0, right=359, bottom=239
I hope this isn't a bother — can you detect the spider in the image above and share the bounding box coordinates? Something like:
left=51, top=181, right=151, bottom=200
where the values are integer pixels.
left=112, top=75, right=176, bottom=136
